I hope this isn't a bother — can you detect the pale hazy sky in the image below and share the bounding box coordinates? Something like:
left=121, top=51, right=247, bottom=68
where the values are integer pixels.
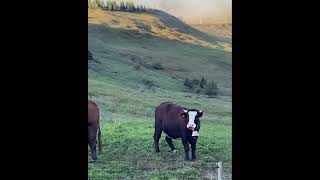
left=103, top=0, right=232, bottom=22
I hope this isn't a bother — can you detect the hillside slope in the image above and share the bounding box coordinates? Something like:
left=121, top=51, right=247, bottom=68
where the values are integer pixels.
left=150, top=10, right=232, bottom=44
left=88, top=9, right=232, bottom=96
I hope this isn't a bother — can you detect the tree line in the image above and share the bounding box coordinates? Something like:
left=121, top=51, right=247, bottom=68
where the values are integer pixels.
left=89, top=0, right=149, bottom=12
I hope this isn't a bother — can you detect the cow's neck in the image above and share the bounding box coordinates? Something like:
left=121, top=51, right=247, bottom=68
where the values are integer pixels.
left=192, top=131, right=199, bottom=137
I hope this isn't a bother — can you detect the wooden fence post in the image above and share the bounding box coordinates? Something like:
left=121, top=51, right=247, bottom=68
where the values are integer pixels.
left=217, top=161, right=222, bottom=180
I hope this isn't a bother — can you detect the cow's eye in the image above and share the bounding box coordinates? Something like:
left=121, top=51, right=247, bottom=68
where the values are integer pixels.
left=181, top=113, right=188, bottom=119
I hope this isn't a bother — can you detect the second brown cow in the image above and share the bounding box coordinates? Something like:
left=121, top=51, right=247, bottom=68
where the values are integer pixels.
left=88, top=100, right=102, bottom=160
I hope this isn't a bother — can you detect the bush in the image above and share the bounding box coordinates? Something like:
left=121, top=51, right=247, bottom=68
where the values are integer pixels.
left=200, top=77, right=207, bottom=88
left=184, top=78, right=201, bottom=90
left=136, top=22, right=151, bottom=32
left=191, top=79, right=200, bottom=86
left=88, top=50, right=93, bottom=60
left=205, top=81, right=219, bottom=98
left=134, top=64, right=141, bottom=70
left=111, top=18, right=119, bottom=24
left=151, top=62, right=164, bottom=70
left=184, top=78, right=193, bottom=89
left=88, top=50, right=101, bottom=63
left=142, top=79, right=155, bottom=89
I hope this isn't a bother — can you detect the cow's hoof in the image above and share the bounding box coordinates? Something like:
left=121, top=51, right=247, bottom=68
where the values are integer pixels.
left=155, top=150, right=160, bottom=153
left=172, top=150, right=178, bottom=153
left=92, top=155, right=97, bottom=161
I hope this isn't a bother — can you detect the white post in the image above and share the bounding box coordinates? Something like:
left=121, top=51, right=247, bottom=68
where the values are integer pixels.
left=217, top=162, right=222, bottom=180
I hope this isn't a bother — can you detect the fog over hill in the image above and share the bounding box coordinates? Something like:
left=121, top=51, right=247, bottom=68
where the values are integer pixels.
left=103, top=0, right=232, bottom=23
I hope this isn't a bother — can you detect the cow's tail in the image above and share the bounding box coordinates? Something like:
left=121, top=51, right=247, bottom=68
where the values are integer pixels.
left=97, top=127, right=102, bottom=153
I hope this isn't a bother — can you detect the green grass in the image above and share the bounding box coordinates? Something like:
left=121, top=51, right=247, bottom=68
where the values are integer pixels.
left=88, top=78, right=231, bottom=179
left=88, top=9, right=232, bottom=180
left=88, top=115, right=231, bottom=179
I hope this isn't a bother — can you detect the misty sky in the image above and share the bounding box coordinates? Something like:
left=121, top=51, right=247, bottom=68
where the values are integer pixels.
left=106, top=0, right=232, bottom=22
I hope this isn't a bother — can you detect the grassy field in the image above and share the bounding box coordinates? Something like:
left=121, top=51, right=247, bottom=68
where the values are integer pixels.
left=88, top=9, right=232, bottom=180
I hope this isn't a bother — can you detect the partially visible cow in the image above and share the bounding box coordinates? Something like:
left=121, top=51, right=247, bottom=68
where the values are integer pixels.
left=88, top=100, right=102, bottom=160
left=154, top=102, right=203, bottom=161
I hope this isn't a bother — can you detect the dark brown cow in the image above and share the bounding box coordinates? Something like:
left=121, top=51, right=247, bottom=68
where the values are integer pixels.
left=154, top=102, right=203, bottom=161
left=88, top=100, right=102, bottom=160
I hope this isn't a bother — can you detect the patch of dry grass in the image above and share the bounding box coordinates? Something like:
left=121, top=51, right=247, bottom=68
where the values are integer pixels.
left=88, top=9, right=231, bottom=51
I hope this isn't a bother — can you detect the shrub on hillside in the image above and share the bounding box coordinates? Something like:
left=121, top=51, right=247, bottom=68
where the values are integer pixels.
left=88, top=50, right=93, bottom=60
left=151, top=62, right=164, bottom=70
left=184, top=77, right=214, bottom=95
left=191, top=79, right=200, bottom=86
left=184, top=78, right=193, bottom=89
left=200, top=77, right=207, bottom=88
left=142, top=78, right=156, bottom=89
left=88, top=50, right=101, bottom=63
left=134, top=64, right=141, bottom=70
left=112, top=18, right=120, bottom=24
left=205, top=81, right=219, bottom=98
left=136, top=22, right=151, bottom=32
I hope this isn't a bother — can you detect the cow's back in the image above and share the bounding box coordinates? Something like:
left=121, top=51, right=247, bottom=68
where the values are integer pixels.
left=155, top=102, right=184, bottom=130
left=155, top=102, right=175, bottom=120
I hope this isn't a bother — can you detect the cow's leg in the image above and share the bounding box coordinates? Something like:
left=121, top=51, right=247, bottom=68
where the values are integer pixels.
left=181, top=138, right=190, bottom=161
left=190, top=137, right=198, bottom=160
left=88, top=125, right=98, bottom=160
left=165, top=136, right=176, bottom=152
left=89, top=141, right=97, bottom=161
left=190, top=143, right=197, bottom=160
left=153, top=126, right=162, bottom=153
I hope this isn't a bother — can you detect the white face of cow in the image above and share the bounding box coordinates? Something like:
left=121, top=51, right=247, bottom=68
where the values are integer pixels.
left=186, top=111, right=198, bottom=130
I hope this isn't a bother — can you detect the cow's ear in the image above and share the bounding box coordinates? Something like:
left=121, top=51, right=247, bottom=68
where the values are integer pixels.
left=198, top=110, right=203, bottom=117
